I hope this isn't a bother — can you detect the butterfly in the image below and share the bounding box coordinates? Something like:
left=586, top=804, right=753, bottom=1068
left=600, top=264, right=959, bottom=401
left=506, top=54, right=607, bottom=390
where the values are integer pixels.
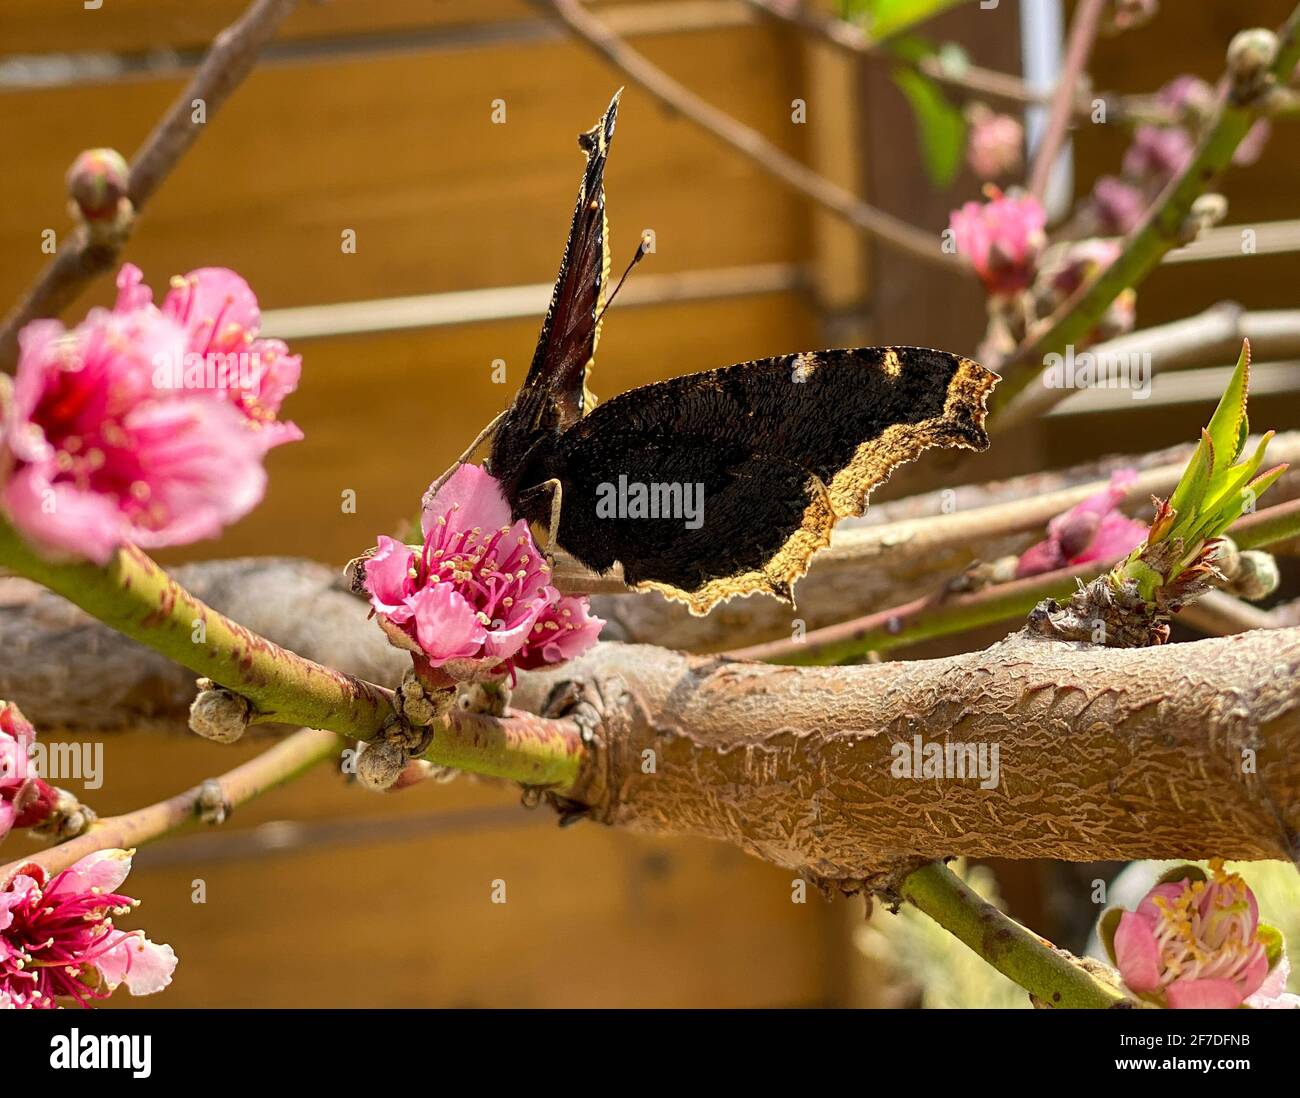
left=485, top=91, right=998, bottom=616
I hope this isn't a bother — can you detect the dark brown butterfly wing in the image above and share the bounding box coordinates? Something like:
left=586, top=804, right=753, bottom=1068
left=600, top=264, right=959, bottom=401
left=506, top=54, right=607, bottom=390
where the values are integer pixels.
left=491, top=92, right=618, bottom=501
left=532, top=346, right=997, bottom=614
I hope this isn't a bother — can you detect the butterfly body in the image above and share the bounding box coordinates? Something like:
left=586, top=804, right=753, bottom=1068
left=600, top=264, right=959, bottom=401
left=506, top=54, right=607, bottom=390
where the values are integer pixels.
left=488, top=93, right=997, bottom=615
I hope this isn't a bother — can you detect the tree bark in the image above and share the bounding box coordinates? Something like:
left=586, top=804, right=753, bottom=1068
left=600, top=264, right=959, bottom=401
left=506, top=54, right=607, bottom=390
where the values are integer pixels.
left=513, top=633, right=1300, bottom=884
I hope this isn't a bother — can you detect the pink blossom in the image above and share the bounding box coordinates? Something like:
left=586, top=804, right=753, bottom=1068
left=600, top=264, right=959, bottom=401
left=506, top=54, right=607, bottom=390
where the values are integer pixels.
left=1016, top=470, right=1148, bottom=577
left=1123, top=124, right=1195, bottom=186
left=129, top=265, right=303, bottom=450
left=0, top=849, right=176, bottom=1008
left=948, top=187, right=1046, bottom=297
left=363, top=464, right=603, bottom=681
left=0, top=265, right=300, bottom=564
left=1105, top=861, right=1293, bottom=1009
left=1089, top=175, right=1147, bottom=235
left=965, top=105, right=1023, bottom=181
left=0, top=703, right=55, bottom=841
left=1157, top=75, right=1216, bottom=120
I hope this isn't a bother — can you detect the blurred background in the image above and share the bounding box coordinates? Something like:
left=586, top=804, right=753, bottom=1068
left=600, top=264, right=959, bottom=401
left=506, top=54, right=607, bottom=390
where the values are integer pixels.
left=2, top=0, right=1298, bottom=1006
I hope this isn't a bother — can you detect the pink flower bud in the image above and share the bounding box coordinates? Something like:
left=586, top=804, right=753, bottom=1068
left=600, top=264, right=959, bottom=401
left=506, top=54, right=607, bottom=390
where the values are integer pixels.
left=1016, top=470, right=1148, bottom=578
left=964, top=104, right=1024, bottom=181
left=65, top=148, right=130, bottom=223
left=948, top=186, right=1047, bottom=297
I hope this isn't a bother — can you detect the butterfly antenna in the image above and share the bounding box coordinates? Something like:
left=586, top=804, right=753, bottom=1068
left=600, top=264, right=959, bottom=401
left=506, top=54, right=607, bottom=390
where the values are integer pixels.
left=595, top=232, right=652, bottom=328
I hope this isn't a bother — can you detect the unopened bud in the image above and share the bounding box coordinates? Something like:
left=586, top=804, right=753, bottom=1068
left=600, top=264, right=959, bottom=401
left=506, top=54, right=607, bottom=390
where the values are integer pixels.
left=65, top=148, right=129, bottom=222
left=188, top=679, right=252, bottom=744
left=1227, top=29, right=1278, bottom=96
left=1228, top=550, right=1280, bottom=601
left=356, top=738, right=408, bottom=791
left=1209, top=536, right=1241, bottom=581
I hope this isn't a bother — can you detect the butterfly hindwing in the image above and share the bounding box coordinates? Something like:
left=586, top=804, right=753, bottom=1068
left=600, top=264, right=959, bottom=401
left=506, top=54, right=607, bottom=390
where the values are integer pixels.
left=535, top=347, right=996, bottom=614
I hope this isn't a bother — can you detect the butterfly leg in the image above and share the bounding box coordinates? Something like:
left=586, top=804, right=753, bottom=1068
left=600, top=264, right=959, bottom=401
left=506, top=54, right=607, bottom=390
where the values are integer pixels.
left=540, top=478, right=564, bottom=565
left=421, top=410, right=507, bottom=510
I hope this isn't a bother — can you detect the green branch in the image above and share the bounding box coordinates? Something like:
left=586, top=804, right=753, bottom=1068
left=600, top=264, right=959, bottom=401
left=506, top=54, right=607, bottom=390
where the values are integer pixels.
left=0, top=519, right=586, bottom=789
left=989, top=4, right=1300, bottom=415
left=900, top=862, right=1130, bottom=1008
left=0, top=519, right=395, bottom=737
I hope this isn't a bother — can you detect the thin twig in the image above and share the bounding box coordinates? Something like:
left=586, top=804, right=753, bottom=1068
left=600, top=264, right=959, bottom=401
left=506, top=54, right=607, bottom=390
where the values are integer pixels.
left=1027, top=0, right=1106, bottom=201
left=900, top=862, right=1129, bottom=1008
left=733, top=496, right=1300, bottom=664
left=0, top=0, right=299, bottom=371
left=537, top=0, right=957, bottom=269
left=0, top=728, right=340, bottom=882
left=727, top=558, right=1114, bottom=663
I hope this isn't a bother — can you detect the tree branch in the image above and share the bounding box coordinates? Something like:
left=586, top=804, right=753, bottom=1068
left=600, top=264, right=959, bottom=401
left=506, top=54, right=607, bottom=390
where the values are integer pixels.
left=1026, top=0, right=1106, bottom=201
left=512, top=630, right=1300, bottom=878
left=0, top=522, right=587, bottom=788
left=0, top=727, right=340, bottom=882
left=900, top=861, right=1129, bottom=1008
left=0, top=0, right=299, bottom=371
left=535, top=0, right=957, bottom=268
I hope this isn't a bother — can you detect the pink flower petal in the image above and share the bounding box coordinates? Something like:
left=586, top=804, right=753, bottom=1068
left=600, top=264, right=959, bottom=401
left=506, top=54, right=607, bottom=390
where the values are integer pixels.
left=94, top=930, right=178, bottom=996
left=364, top=535, right=416, bottom=613
left=2, top=464, right=130, bottom=564
left=1113, top=910, right=1163, bottom=993
left=163, top=268, right=261, bottom=355
left=420, top=462, right=512, bottom=540
left=49, top=849, right=133, bottom=900
left=1166, top=978, right=1245, bottom=1009
left=409, top=583, right=488, bottom=665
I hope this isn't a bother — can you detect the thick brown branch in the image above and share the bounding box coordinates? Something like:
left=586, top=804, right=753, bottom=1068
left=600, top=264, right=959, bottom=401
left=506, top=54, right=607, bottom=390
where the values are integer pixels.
left=513, top=633, right=1300, bottom=882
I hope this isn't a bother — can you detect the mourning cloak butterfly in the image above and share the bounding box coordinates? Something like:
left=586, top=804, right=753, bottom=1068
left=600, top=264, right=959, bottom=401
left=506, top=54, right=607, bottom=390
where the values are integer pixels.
left=486, top=92, right=998, bottom=615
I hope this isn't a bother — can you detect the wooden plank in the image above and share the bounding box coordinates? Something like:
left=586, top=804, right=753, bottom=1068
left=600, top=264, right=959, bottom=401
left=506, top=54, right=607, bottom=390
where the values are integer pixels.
left=0, top=2, right=753, bottom=59
left=0, top=0, right=531, bottom=56
left=19, top=732, right=834, bottom=1008
left=0, top=26, right=807, bottom=311
left=108, top=825, right=834, bottom=1007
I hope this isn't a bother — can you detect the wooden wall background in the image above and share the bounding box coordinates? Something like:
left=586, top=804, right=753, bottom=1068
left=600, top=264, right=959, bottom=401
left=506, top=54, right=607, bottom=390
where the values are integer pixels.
left=1, top=0, right=1296, bottom=1007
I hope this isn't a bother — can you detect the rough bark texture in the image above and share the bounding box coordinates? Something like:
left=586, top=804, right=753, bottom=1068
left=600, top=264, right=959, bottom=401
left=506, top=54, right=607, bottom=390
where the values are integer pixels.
left=513, top=634, right=1300, bottom=883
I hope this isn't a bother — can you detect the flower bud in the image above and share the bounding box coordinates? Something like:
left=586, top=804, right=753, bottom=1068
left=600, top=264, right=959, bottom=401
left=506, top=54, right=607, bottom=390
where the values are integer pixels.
left=1227, top=29, right=1278, bottom=94
left=357, top=738, right=408, bottom=792
left=65, top=148, right=129, bottom=222
left=1228, top=550, right=1280, bottom=601
left=1208, top=536, right=1241, bottom=581
left=188, top=680, right=252, bottom=744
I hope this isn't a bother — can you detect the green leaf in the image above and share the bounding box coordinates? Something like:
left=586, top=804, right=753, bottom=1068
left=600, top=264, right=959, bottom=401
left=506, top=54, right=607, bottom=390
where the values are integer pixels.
left=861, top=0, right=973, bottom=38
left=1192, top=431, right=1275, bottom=542
left=1166, top=430, right=1215, bottom=542
left=892, top=67, right=966, bottom=186
left=1205, top=340, right=1251, bottom=467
